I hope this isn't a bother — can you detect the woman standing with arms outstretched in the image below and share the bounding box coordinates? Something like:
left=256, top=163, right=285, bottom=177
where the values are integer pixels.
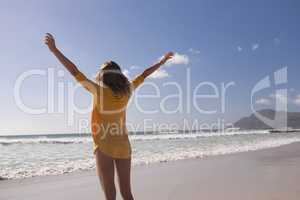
left=44, top=33, right=173, bottom=200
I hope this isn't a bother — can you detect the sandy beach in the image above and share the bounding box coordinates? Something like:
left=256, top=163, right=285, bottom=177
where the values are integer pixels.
left=1, top=0, right=300, bottom=199
left=1, top=143, right=300, bottom=200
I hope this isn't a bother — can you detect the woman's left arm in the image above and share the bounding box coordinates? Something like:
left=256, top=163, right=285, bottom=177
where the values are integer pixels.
left=141, top=52, right=174, bottom=78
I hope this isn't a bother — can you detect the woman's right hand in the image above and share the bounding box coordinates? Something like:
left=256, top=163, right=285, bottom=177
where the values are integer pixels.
left=44, top=33, right=57, bottom=52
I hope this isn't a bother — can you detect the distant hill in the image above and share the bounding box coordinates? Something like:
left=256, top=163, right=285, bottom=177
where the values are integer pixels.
left=234, top=109, right=300, bottom=130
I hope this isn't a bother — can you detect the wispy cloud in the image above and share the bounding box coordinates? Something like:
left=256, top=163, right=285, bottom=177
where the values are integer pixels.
left=256, top=92, right=291, bottom=106
left=265, top=92, right=300, bottom=106
left=130, top=65, right=140, bottom=70
left=123, top=69, right=130, bottom=78
left=256, top=98, right=271, bottom=105
left=237, top=46, right=243, bottom=52
left=149, top=69, right=170, bottom=79
left=274, top=38, right=280, bottom=45
left=270, top=93, right=287, bottom=102
left=252, top=43, right=260, bottom=51
left=289, top=88, right=296, bottom=92
left=293, top=95, right=300, bottom=106
left=165, top=53, right=189, bottom=66
left=188, top=48, right=200, bottom=55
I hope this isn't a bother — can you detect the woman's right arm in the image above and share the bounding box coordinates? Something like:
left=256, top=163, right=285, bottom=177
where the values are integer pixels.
left=44, top=33, right=98, bottom=93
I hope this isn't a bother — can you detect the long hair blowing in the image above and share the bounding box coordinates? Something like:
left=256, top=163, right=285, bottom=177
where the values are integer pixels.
left=100, top=61, right=131, bottom=96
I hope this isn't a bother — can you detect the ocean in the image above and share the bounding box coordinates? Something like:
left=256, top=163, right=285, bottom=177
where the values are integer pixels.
left=1, top=130, right=300, bottom=180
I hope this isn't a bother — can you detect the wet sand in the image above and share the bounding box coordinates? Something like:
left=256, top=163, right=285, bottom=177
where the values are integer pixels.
left=1, top=142, right=300, bottom=200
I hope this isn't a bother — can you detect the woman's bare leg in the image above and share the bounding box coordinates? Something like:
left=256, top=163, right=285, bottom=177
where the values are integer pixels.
left=95, top=150, right=116, bottom=200
left=115, top=158, right=134, bottom=200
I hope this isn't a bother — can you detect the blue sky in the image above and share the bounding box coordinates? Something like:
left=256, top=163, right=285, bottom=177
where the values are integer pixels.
left=0, top=0, right=300, bottom=134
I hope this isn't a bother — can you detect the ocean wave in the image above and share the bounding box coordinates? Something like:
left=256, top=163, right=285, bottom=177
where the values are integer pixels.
left=133, top=137, right=300, bottom=165
left=0, top=130, right=270, bottom=145
left=1, top=135, right=300, bottom=180
left=0, top=137, right=92, bottom=145
left=0, top=159, right=95, bottom=180
left=130, top=130, right=270, bottom=141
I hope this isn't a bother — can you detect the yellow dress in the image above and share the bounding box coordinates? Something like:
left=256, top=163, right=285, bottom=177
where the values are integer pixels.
left=74, top=71, right=144, bottom=159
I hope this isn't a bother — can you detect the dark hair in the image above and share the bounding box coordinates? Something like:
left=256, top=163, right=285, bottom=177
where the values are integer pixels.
left=100, top=61, right=131, bottom=96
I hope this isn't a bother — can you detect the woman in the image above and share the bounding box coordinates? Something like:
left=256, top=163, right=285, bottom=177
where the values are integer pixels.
left=44, top=33, right=173, bottom=200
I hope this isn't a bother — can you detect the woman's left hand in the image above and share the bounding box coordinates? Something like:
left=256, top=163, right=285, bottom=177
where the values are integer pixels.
left=44, top=33, right=57, bottom=52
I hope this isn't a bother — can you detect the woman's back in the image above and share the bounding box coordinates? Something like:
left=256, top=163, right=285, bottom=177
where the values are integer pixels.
left=92, top=85, right=129, bottom=137
left=83, top=74, right=145, bottom=158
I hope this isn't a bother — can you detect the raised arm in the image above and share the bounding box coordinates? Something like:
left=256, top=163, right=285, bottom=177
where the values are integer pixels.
left=44, top=33, right=80, bottom=76
left=44, top=33, right=98, bottom=93
left=131, top=52, right=174, bottom=90
left=141, top=52, right=174, bottom=78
